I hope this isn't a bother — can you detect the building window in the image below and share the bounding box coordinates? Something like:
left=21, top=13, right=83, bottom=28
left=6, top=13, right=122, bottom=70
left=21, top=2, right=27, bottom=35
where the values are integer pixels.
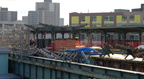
left=80, top=16, right=85, bottom=21
left=104, top=16, right=109, bottom=21
left=129, top=15, right=134, bottom=21
left=104, top=16, right=114, bottom=21
left=109, top=16, right=114, bottom=21
left=92, top=16, right=96, bottom=21
left=122, top=15, right=127, bottom=21
left=103, top=23, right=114, bottom=27
left=92, top=23, right=96, bottom=27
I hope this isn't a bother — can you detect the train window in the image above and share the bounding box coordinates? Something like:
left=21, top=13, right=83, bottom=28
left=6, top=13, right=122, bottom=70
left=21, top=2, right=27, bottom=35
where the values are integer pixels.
left=38, top=33, right=42, bottom=39
left=80, top=33, right=87, bottom=41
left=92, top=34, right=96, bottom=41
left=92, top=34, right=101, bottom=41
left=30, top=33, right=34, bottom=39
left=130, top=35, right=134, bottom=40
left=135, top=34, right=139, bottom=40
left=109, top=35, right=113, bottom=40
left=97, top=35, right=101, bottom=41
left=129, top=34, right=139, bottom=40
left=119, top=35, right=124, bottom=40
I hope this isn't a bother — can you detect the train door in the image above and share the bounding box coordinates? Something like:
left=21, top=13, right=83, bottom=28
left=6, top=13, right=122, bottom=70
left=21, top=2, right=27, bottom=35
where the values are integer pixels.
left=91, top=33, right=101, bottom=47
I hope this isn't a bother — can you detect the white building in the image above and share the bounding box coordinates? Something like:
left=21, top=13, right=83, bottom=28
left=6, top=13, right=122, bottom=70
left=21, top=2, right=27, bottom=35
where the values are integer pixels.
left=28, top=11, right=39, bottom=25
left=22, top=16, right=28, bottom=24
left=44, top=0, right=52, bottom=2
left=0, top=21, right=25, bottom=30
left=0, top=7, right=17, bottom=22
left=28, top=0, right=60, bottom=26
left=59, top=18, right=64, bottom=26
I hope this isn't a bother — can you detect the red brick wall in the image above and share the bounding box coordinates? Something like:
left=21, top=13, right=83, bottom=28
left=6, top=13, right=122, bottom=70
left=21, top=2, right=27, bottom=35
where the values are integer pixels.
left=53, top=40, right=77, bottom=51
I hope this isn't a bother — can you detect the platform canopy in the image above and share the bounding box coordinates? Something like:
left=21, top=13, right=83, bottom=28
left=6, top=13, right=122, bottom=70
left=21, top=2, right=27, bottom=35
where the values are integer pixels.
left=80, top=25, right=144, bottom=33
left=25, top=23, right=86, bottom=33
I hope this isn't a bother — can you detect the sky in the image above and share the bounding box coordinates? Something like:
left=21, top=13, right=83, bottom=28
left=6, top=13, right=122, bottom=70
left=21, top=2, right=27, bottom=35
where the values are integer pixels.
left=0, top=0, right=144, bottom=25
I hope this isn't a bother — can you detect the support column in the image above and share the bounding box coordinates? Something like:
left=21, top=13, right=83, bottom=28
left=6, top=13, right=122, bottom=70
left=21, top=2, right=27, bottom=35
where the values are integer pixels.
left=55, top=33, right=57, bottom=40
left=118, top=33, right=121, bottom=44
left=51, top=33, right=55, bottom=41
left=62, top=32, right=65, bottom=39
left=42, top=33, right=45, bottom=48
left=72, top=32, right=76, bottom=40
left=123, top=32, right=127, bottom=45
left=104, top=32, right=107, bottom=43
left=33, top=32, right=36, bottom=39
left=36, top=32, right=38, bottom=48
left=51, top=33, right=55, bottom=51
left=27, top=29, right=30, bottom=56
left=139, top=32, right=142, bottom=45
left=87, top=31, right=92, bottom=47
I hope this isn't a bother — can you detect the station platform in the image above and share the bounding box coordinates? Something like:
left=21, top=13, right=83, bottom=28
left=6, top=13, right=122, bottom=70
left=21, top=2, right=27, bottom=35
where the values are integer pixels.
left=91, top=54, right=143, bottom=61
left=90, top=54, right=144, bottom=72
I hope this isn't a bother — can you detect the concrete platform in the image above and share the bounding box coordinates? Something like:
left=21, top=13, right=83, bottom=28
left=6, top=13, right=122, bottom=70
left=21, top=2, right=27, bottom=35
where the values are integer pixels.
left=91, top=54, right=144, bottom=61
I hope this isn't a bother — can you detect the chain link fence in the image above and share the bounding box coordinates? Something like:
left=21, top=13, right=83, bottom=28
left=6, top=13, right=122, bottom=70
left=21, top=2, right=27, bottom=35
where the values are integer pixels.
left=0, top=25, right=30, bottom=58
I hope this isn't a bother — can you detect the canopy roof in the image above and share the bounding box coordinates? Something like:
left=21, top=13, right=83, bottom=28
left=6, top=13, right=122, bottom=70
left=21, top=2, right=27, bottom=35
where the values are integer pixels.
left=80, top=25, right=144, bottom=33
left=26, top=24, right=144, bottom=33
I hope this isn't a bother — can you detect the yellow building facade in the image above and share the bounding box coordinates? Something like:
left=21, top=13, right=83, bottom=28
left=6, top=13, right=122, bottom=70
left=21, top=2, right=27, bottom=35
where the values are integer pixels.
left=70, top=12, right=144, bottom=27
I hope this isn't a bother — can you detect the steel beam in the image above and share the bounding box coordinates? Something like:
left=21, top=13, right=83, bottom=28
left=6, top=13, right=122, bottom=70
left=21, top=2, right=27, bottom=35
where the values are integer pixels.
left=9, top=56, right=144, bottom=79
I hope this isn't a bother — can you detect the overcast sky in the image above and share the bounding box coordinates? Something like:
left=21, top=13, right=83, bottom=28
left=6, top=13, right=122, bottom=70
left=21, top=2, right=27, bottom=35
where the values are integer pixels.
left=0, top=0, right=144, bottom=25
